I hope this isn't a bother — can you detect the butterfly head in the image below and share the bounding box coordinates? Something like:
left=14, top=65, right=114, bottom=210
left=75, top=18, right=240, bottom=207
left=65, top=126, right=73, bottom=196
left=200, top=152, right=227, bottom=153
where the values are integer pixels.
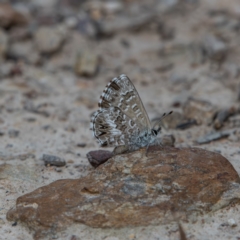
left=151, top=111, right=173, bottom=137
left=151, top=127, right=161, bottom=137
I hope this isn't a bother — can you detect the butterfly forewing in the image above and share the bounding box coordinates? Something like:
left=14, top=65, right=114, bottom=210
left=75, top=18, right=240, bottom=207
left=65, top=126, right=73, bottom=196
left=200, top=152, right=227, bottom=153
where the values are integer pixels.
left=98, top=74, right=151, bottom=129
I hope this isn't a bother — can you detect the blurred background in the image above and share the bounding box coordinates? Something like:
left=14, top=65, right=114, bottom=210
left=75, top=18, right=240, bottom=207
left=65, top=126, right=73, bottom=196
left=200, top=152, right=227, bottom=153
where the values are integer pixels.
left=0, top=0, right=239, bottom=145
left=0, top=0, right=240, bottom=157
left=1, top=0, right=240, bottom=239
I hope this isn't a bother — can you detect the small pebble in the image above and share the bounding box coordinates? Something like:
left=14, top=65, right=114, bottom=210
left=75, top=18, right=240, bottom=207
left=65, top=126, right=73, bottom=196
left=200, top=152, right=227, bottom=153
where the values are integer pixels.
left=55, top=167, right=62, bottom=173
left=87, top=150, right=113, bottom=168
left=227, top=218, right=237, bottom=227
left=75, top=50, right=99, bottom=77
left=120, top=38, right=130, bottom=48
left=70, top=235, right=80, bottom=240
left=102, top=1, right=123, bottom=14
left=0, top=62, right=13, bottom=77
left=64, top=16, right=78, bottom=29
left=196, top=131, right=230, bottom=144
left=12, top=221, right=17, bottom=226
left=34, top=26, right=66, bottom=54
left=213, top=107, right=236, bottom=129
left=76, top=143, right=86, bottom=148
left=6, top=144, right=13, bottom=148
left=176, top=119, right=197, bottom=130
left=8, top=129, right=19, bottom=138
left=238, top=85, right=240, bottom=101
left=42, top=154, right=66, bottom=167
left=161, top=134, right=175, bottom=147
left=0, top=29, right=8, bottom=58
left=228, top=133, right=238, bottom=142
left=74, top=164, right=82, bottom=168
left=203, top=35, right=228, bottom=62
left=183, top=97, right=216, bottom=125
left=24, top=117, right=36, bottom=122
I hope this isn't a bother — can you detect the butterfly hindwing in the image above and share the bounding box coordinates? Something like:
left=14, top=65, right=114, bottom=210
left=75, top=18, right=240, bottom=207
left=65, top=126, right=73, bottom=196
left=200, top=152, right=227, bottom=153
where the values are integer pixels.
left=90, top=107, right=142, bottom=147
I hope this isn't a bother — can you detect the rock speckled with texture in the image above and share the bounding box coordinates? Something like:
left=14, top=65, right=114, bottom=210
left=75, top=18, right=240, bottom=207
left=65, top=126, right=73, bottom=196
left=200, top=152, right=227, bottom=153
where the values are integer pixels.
left=7, top=146, right=240, bottom=238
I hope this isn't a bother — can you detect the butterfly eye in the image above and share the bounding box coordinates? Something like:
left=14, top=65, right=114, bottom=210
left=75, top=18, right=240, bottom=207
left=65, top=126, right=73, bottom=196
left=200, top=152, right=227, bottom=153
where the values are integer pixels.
left=151, top=129, right=158, bottom=136
left=152, top=126, right=161, bottom=136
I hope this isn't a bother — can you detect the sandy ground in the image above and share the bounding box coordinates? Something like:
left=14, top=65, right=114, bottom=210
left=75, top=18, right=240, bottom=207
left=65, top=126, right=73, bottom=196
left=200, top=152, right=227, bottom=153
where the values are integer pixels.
left=0, top=0, right=240, bottom=239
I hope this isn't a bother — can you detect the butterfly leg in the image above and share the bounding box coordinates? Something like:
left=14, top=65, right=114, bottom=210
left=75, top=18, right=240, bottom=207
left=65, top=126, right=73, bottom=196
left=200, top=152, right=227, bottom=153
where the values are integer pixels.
left=144, top=138, right=164, bottom=157
left=153, top=138, right=163, bottom=146
left=113, top=145, right=129, bottom=155
left=145, top=143, right=151, bottom=157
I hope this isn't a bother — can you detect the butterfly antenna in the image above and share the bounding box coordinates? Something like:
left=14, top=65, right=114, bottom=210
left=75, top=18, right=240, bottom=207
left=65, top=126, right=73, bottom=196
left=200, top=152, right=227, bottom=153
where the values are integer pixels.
left=153, top=111, right=173, bottom=130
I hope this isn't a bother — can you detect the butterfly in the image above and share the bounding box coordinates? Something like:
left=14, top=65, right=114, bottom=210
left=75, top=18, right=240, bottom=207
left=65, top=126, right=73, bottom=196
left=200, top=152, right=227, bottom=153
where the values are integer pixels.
left=90, top=74, right=172, bottom=153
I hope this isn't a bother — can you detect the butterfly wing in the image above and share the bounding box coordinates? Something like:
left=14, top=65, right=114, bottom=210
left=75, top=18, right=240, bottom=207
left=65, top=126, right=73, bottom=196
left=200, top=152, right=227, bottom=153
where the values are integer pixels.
left=90, top=107, right=143, bottom=147
left=98, top=74, right=151, bottom=129
left=91, top=74, right=151, bottom=147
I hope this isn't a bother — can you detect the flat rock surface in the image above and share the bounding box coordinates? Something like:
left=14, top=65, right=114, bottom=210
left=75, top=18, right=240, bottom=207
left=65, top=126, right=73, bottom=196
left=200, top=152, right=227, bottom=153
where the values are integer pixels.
left=7, top=147, right=240, bottom=238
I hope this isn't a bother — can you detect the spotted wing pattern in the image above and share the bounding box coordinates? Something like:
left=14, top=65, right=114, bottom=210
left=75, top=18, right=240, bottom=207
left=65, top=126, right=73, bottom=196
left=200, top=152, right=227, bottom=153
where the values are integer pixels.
left=90, top=74, right=151, bottom=147
left=91, top=107, right=143, bottom=147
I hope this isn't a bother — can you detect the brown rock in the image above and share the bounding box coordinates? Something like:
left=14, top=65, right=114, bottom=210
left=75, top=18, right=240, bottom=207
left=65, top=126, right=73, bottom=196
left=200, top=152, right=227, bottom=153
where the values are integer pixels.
left=213, top=106, right=238, bottom=129
left=8, top=41, right=41, bottom=65
left=160, top=134, right=175, bottom=147
left=75, top=50, right=99, bottom=77
left=98, top=13, right=151, bottom=36
left=203, top=35, right=228, bottom=63
left=0, top=3, right=27, bottom=28
left=0, top=29, right=8, bottom=59
left=0, top=62, right=13, bottom=77
left=196, top=130, right=231, bottom=144
left=183, top=97, right=217, bottom=125
left=34, top=26, right=67, bottom=54
left=7, top=147, right=240, bottom=239
left=87, top=150, right=113, bottom=168
left=238, top=84, right=240, bottom=102
left=42, top=154, right=66, bottom=167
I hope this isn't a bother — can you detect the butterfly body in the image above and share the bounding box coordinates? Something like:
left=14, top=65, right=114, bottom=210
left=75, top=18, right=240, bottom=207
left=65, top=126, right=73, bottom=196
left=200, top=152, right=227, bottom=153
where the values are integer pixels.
left=130, top=129, right=158, bottom=149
